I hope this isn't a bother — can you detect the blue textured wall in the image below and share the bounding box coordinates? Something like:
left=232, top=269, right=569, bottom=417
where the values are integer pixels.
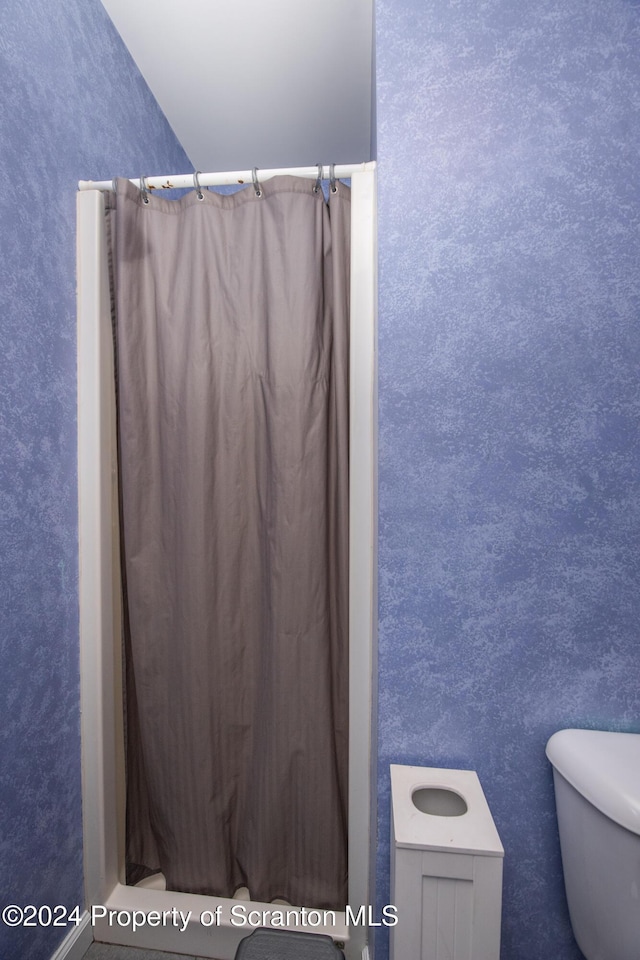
left=0, top=2, right=189, bottom=958
left=375, top=0, right=640, bottom=957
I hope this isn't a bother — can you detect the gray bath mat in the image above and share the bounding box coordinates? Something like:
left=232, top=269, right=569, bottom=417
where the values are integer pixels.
left=234, top=927, right=345, bottom=959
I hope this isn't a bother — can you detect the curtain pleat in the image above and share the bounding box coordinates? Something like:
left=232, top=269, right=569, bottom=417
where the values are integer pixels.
left=109, top=176, right=349, bottom=909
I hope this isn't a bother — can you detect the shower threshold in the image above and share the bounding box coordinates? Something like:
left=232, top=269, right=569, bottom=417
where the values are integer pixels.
left=91, top=880, right=348, bottom=958
left=136, top=874, right=292, bottom=906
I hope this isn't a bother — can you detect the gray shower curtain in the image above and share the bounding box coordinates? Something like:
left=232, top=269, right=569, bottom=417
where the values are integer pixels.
left=107, top=176, right=349, bottom=910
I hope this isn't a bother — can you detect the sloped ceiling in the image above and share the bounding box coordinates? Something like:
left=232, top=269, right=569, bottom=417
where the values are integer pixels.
left=100, top=0, right=374, bottom=173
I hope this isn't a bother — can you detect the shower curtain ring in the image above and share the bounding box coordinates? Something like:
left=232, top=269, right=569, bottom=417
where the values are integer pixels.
left=112, top=177, right=118, bottom=194
left=193, top=170, right=204, bottom=200
left=252, top=167, right=262, bottom=198
left=330, top=164, right=337, bottom=194
left=140, top=175, right=150, bottom=204
left=313, top=163, right=323, bottom=194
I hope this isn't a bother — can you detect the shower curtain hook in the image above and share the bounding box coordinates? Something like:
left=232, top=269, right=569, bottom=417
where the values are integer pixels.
left=112, top=177, right=118, bottom=194
left=139, top=175, right=150, bottom=204
left=193, top=170, right=204, bottom=200
left=329, top=164, right=337, bottom=194
left=313, top=163, right=323, bottom=194
left=252, top=167, right=262, bottom=198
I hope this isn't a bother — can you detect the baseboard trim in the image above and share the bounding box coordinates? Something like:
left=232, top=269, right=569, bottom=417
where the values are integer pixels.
left=49, top=911, right=92, bottom=960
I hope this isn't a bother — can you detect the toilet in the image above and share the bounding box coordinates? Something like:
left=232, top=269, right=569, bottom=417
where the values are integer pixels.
left=546, top=729, right=640, bottom=960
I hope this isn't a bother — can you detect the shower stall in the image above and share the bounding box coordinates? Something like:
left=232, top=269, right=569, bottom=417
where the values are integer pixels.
left=77, top=162, right=377, bottom=960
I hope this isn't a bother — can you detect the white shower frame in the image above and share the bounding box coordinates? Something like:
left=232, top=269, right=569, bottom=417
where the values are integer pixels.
left=76, top=163, right=378, bottom=960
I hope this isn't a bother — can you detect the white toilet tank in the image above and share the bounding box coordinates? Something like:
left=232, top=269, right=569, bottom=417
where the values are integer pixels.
left=546, top=729, right=640, bottom=960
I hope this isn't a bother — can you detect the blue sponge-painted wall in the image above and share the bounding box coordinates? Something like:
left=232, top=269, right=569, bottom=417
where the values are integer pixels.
left=0, top=2, right=189, bottom=958
left=375, top=0, right=640, bottom=957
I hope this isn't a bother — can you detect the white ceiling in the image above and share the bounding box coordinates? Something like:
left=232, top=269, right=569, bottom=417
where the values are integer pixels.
left=100, top=0, right=374, bottom=173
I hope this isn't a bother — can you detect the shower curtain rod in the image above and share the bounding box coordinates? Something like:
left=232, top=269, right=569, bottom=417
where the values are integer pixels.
left=78, top=161, right=373, bottom=193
